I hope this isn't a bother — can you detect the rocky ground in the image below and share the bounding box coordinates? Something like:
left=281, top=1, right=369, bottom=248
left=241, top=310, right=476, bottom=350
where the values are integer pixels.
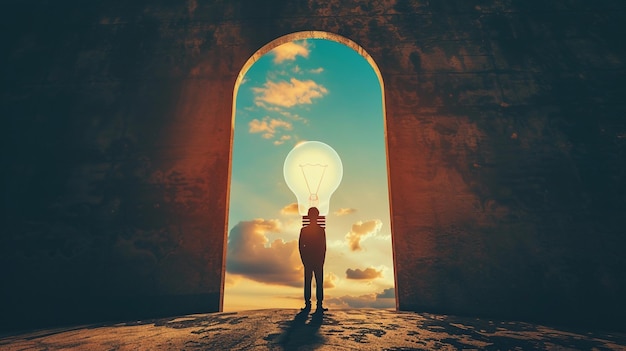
left=1, top=309, right=625, bottom=350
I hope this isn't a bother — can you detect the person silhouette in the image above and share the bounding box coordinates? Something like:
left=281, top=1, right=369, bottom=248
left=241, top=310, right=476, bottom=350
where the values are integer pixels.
left=299, top=207, right=328, bottom=313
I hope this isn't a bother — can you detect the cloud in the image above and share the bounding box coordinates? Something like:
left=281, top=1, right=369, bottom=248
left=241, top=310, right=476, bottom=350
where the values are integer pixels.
left=323, top=272, right=338, bottom=289
left=253, top=78, right=328, bottom=108
left=253, top=101, right=282, bottom=112
left=226, top=219, right=303, bottom=287
left=249, top=117, right=293, bottom=140
left=334, top=208, right=356, bottom=216
left=345, top=219, right=383, bottom=251
left=376, top=288, right=395, bottom=299
left=271, top=41, right=309, bottom=63
left=281, top=203, right=299, bottom=215
left=346, top=267, right=383, bottom=280
left=279, top=110, right=308, bottom=124
left=292, top=65, right=323, bottom=75
left=249, top=103, right=309, bottom=127
left=225, top=273, right=240, bottom=287
left=312, top=272, right=339, bottom=289
left=273, top=135, right=292, bottom=146
left=326, top=288, right=395, bottom=309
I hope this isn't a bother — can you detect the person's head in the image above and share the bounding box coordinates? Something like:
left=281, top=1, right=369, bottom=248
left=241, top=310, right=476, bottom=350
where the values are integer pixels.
left=307, top=207, right=319, bottom=220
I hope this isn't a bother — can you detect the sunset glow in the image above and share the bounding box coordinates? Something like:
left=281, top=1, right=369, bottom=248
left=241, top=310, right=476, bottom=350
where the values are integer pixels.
left=225, top=37, right=394, bottom=311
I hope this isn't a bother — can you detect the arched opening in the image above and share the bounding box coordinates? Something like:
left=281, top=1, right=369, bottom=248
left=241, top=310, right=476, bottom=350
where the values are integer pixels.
left=223, top=31, right=396, bottom=311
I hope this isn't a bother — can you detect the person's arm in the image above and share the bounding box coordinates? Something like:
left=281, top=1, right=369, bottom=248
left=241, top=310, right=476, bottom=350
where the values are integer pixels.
left=322, top=229, right=327, bottom=260
left=299, top=229, right=305, bottom=259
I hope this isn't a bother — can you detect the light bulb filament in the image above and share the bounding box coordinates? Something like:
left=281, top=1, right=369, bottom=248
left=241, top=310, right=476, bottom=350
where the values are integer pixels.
left=299, top=163, right=328, bottom=207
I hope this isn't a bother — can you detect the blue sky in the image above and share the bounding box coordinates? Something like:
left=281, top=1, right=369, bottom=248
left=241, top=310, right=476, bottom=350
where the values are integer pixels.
left=225, top=39, right=394, bottom=310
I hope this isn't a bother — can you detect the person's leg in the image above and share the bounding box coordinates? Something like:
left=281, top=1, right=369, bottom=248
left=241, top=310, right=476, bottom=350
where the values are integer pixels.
left=303, top=266, right=312, bottom=309
left=313, top=266, right=326, bottom=310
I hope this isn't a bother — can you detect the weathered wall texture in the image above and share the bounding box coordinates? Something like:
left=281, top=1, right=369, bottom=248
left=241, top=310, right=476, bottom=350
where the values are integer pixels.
left=2, top=0, right=625, bottom=331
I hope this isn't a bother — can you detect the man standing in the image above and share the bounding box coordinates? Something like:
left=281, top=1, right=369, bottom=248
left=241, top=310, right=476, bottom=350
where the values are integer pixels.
left=298, top=207, right=327, bottom=313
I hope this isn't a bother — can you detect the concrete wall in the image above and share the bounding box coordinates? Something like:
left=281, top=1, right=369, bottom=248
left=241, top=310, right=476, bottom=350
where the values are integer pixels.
left=2, top=0, right=625, bottom=331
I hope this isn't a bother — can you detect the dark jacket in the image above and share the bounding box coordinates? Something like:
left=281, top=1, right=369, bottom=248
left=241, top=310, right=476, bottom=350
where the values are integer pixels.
left=299, top=223, right=326, bottom=267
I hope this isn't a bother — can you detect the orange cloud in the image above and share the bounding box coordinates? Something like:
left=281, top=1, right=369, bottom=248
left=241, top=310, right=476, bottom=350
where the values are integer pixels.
left=273, top=135, right=292, bottom=146
left=279, top=110, right=308, bottom=124
left=249, top=117, right=293, bottom=139
left=334, top=208, right=356, bottom=216
left=253, top=78, right=328, bottom=108
left=324, top=272, right=338, bottom=289
left=345, top=267, right=383, bottom=280
left=271, top=41, right=309, bottom=63
left=226, top=219, right=303, bottom=287
left=345, top=219, right=383, bottom=251
left=309, top=67, right=324, bottom=74
left=281, top=203, right=300, bottom=215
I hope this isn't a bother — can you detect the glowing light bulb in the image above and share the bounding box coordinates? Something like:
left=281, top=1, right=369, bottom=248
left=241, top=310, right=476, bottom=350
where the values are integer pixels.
left=283, top=141, right=343, bottom=216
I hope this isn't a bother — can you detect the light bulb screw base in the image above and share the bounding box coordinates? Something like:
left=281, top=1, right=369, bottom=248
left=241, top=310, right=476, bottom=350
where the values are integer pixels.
left=302, top=215, right=326, bottom=228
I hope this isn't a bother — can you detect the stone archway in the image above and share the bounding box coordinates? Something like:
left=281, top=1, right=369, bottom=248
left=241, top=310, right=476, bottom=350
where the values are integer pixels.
left=5, top=0, right=624, bottom=331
